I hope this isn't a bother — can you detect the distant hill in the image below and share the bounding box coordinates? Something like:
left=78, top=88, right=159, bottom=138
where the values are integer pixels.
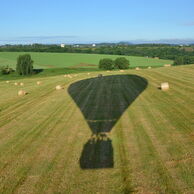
left=129, top=39, right=194, bottom=45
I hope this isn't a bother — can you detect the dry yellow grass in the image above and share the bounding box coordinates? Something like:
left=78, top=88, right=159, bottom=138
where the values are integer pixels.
left=0, top=65, right=193, bottom=194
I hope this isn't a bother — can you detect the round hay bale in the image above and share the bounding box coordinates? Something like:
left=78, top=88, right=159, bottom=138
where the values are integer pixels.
left=14, top=82, right=19, bottom=86
left=56, top=85, right=63, bottom=90
left=64, top=75, right=67, bottom=77
left=18, top=90, right=27, bottom=96
left=106, top=70, right=110, bottom=72
left=98, top=74, right=103, bottom=78
left=119, top=70, right=124, bottom=72
left=6, top=81, right=10, bottom=84
left=160, top=82, right=169, bottom=91
left=164, top=64, right=171, bottom=67
left=136, top=67, right=140, bottom=70
left=148, top=66, right=152, bottom=69
left=37, top=81, right=42, bottom=85
left=20, top=83, right=24, bottom=86
left=87, top=73, right=90, bottom=75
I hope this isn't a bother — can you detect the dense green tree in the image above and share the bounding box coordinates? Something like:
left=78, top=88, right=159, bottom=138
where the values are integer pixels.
left=114, top=57, right=130, bottom=69
left=183, top=56, right=194, bottom=64
left=99, top=58, right=114, bottom=70
left=16, top=54, right=34, bottom=75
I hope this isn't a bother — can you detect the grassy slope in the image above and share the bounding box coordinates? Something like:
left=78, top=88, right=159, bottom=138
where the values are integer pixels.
left=0, top=52, right=173, bottom=69
left=0, top=65, right=193, bottom=193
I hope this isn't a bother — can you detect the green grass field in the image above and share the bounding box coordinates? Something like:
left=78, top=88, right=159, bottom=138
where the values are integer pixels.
left=0, top=52, right=173, bottom=69
left=0, top=64, right=193, bottom=193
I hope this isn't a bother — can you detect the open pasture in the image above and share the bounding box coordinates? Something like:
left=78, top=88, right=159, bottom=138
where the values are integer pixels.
left=0, top=52, right=173, bottom=69
left=0, top=65, right=193, bottom=193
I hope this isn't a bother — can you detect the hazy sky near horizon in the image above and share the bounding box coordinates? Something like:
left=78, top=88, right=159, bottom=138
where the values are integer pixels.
left=0, top=0, right=194, bottom=44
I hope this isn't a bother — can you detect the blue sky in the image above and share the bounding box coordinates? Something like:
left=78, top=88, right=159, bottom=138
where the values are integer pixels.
left=0, top=0, right=194, bottom=44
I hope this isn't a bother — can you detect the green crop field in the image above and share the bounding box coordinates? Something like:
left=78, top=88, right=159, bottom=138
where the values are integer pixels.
left=0, top=65, right=193, bottom=193
left=0, top=52, right=173, bottom=69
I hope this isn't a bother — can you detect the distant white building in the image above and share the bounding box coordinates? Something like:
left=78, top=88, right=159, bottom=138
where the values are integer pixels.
left=61, top=44, right=65, bottom=48
left=92, top=44, right=96, bottom=47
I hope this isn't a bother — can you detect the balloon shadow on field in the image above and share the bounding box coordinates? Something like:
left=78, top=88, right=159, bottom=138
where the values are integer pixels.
left=68, top=74, right=148, bottom=169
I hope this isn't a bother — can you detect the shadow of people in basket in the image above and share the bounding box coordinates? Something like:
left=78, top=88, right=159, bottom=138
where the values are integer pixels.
left=68, top=74, right=148, bottom=169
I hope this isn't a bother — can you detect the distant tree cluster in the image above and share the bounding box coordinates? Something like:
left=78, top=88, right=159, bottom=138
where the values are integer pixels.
left=99, top=57, right=130, bottom=70
left=16, top=54, right=34, bottom=75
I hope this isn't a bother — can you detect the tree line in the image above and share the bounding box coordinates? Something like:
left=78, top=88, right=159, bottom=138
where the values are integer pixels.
left=1, top=44, right=194, bottom=75
left=1, top=44, right=194, bottom=63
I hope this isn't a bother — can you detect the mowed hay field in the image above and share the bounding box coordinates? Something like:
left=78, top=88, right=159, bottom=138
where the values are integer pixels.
left=0, top=52, right=173, bottom=69
left=0, top=65, right=193, bottom=193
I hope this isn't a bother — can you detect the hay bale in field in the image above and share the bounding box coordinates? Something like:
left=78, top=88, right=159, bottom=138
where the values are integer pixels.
left=119, top=70, right=124, bottom=72
left=20, top=82, right=24, bottom=86
left=14, top=82, right=19, bottom=86
left=18, top=90, right=27, bottom=96
left=136, top=67, right=140, bottom=70
left=148, top=66, right=152, bottom=69
left=56, top=85, right=63, bottom=90
left=106, top=70, right=110, bottom=72
left=98, top=74, right=103, bottom=78
left=6, top=81, right=10, bottom=84
left=160, top=82, right=169, bottom=91
left=164, top=64, right=171, bottom=67
left=87, top=73, right=90, bottom=75
left=37, top=81, right=42, bottom=85
left=64, top=75, right=67, bottom=77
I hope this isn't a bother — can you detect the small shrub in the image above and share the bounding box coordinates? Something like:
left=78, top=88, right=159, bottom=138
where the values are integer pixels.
left=0, top=65, right=14, bottom=75
left=99, top=58, right=114, bottom=70
left=114, top=57, right=130, bottom=69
